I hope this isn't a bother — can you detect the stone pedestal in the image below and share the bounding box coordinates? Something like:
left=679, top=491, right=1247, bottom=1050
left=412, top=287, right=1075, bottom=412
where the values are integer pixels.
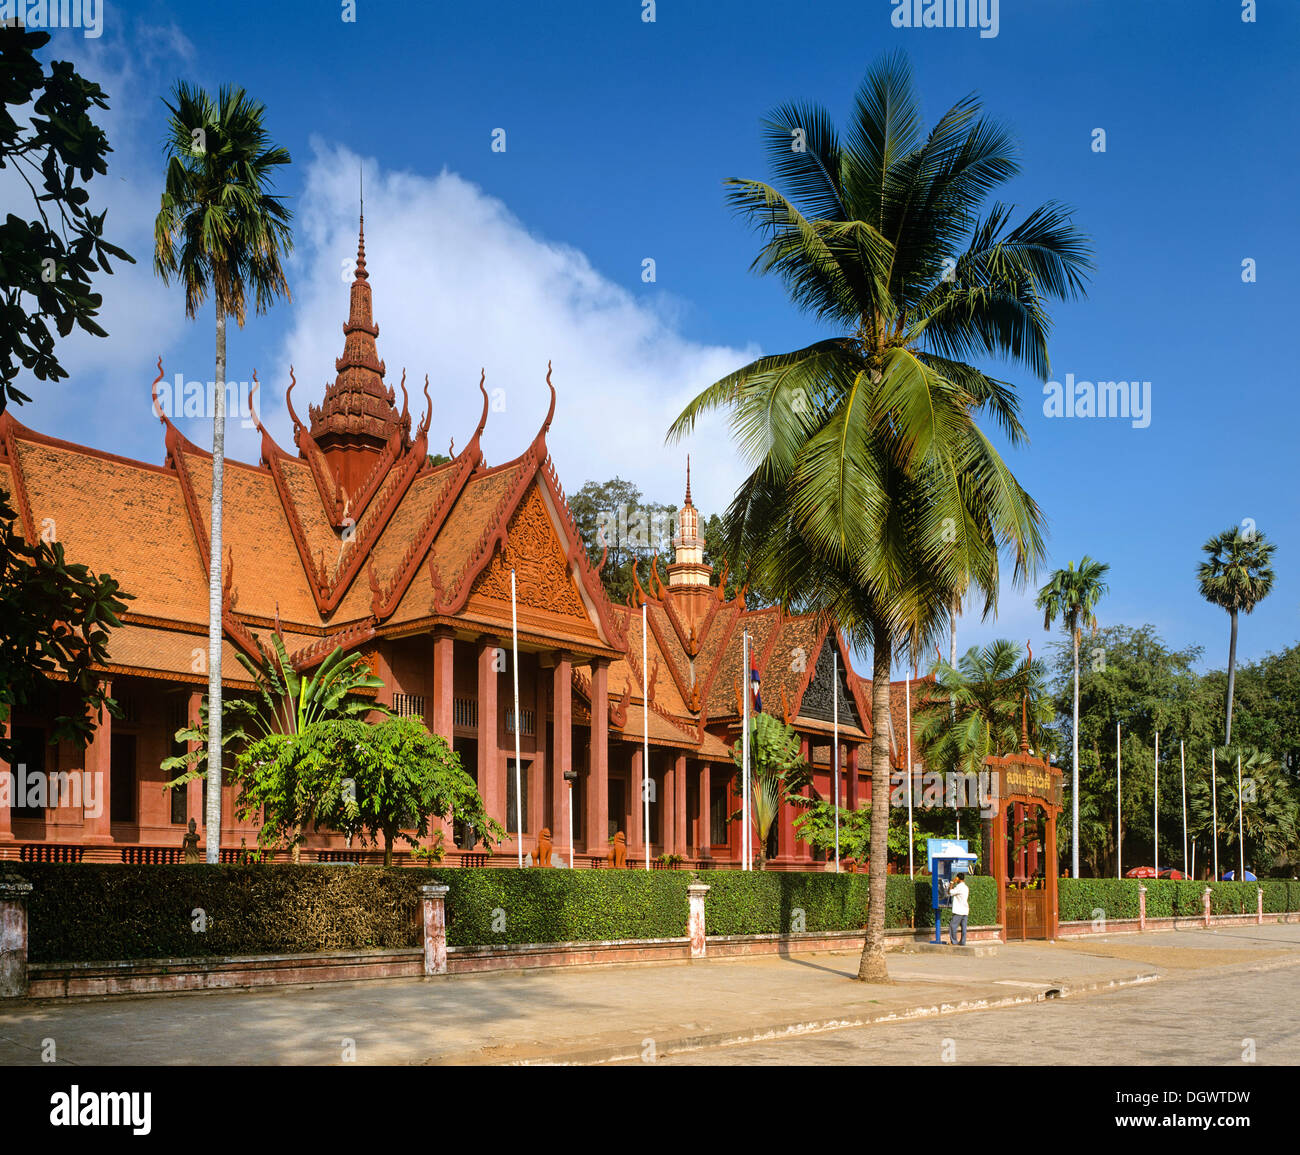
left=1203, top=886, right=1212, bottom=928
left=0, top=877, right=33, bottom=998
left=1138, top=884, right=1147, bottom=932
left=687, top=881, right=710, bottom=959
left=420, top=884, right=450, bottom=976
left=1257, top=887, right=1264, bottom=925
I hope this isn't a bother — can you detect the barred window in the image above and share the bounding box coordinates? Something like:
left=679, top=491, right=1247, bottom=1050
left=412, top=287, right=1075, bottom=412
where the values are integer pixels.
left=504, top=707, right=535, bottom=736
left=453, top=698, right=478, bottom=728
left=392, top=693, right=426, bottom=719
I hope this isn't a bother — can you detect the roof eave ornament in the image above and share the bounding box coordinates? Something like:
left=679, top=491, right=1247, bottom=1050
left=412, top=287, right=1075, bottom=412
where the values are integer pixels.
left=286, top=365, right=306, bottom=440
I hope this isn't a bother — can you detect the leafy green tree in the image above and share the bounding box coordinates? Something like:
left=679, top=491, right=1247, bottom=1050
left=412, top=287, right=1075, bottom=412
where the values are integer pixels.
left=0, top=492, right=131, bottom=763
left=1050, top=623, right=1218, bottom=876
left=162, top=633, right=383, bottom=861
left=154, top=82, right=293, bottom=862
left=1197, top=526, right=1277, bottom=746
left=729, top=711, right=809, bottom=868
left=669, top=53, right=1087, bottom=980
left=1036, top=557, right=1109, bottom=878
left=568, top=476, right=677, bottom=603
left=0, top=26, right=133, bottom=412
left=237, top=716, right=503, bottom=866
left=1210, top=643, right=1300, bottom=780
left=1188, top=747, right=1298, bottom=877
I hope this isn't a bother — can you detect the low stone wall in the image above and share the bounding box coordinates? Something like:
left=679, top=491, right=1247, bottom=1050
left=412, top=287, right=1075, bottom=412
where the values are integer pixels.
left=19, top=924, right=1004, bottom=1001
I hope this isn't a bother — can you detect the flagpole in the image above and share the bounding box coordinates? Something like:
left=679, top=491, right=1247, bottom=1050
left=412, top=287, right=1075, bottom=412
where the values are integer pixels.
left=1211, top=747, right=1219, bottom=881
left=833, top=648, right=840, bottom=874
left=905, top=664, right=914, bottom=879
left=1116, top=721, right=1122, bottom=880
left=510, top=568, right=524, bottom=868
left=1180, top=739, right=1188, bottom=878
left=1153, top=730, right=1159, bottom=876
left=1237, top=752, right=1245, bottom=881
left=643, top=601, right=650, bottom=872
left=742, top=629, right=750, bottom=871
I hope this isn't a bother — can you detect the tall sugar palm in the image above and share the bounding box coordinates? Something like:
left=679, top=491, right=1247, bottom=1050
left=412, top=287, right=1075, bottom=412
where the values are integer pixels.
left=1036, top=556, right=1109, bottom=878
left=154, top=84, right=293, bottom=862
left=1197, top=527, right=1276, bottom=745
left=669, top=53, right=1090, bottom=980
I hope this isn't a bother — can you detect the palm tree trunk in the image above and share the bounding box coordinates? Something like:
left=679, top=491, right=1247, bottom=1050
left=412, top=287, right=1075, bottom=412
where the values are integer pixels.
left=1225, top=608, right=1238, bottom=745
left=856, top=627, right=893, bottom=983
left=1071, top=627, right=1080, bottom=879
left=204, top=305, right=226, bottom=864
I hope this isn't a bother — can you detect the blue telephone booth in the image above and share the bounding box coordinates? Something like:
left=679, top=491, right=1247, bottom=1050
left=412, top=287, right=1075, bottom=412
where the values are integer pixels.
left=927, top=838, right=979, bottom=944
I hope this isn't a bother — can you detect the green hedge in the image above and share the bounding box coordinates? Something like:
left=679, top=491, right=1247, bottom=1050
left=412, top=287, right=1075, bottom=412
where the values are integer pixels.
left=433, top=868, right=692, bottom=946
left=10, top=864, right=429, bottom=964
left=1057, top=878, right=1300, bottom=924
left=37, top=865, right=1300, bottom=965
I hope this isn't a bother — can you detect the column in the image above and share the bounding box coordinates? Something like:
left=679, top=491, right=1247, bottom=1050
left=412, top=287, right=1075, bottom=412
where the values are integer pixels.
left=0, top=720, right=12, bottom=843
left=848, top=746, right=860, bottom=810
left=419, top=883, right=450, bottom=976
left=84, top=680, right=113, bottom=844
left=661, top=758, right=674, bottom=856
left=630, top=744, right=644, bottom=862
left=532, top=654, right=548, bottom=843
left=430, top=628, right=455, bottom=741
left=992, top=802, right=1007, bottom=943
left=1013, top=801, right=1026, bottom=882
left=673, top=752, right=687, bottom=857
left=1045, top=808, right=1059, bottom=941
left=0, top=877, right=32, bottom=998
left=795, top=737, right=813, bottom=860
left=1027, top=808, right=1040, bottom=878
left=778, top=738, right=804, bottom=862
left=185, top=690, right=202, bottom=831
left=551, top=652, right=572, bottom=853
left=475, top=636, right=502, bottom=833
left=585, top=659, right=609, bottom=856
left=687, top=881, right=710, bottom=959
left=699, top=761, right=711, bottom=858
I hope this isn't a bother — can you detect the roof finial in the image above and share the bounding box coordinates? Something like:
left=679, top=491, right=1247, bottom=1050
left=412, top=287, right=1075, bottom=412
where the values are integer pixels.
left=684, top=454, right=693, bottom=506
left=354, top=164, right=368, bottom=282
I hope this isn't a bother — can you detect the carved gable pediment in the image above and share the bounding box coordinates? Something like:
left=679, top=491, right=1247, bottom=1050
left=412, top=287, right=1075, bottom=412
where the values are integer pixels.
left=800, top=637, right=863, bottom=729
left=470, top=483, right=589, bottom=622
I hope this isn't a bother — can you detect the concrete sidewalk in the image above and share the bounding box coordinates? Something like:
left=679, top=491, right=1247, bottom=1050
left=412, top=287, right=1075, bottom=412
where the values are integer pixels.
left=2, top=924, right=1298, bottom=1066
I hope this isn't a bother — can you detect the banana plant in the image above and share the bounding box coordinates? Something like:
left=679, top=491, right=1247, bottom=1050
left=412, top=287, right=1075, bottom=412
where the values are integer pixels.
left=162, top=632, right=385, bottom=788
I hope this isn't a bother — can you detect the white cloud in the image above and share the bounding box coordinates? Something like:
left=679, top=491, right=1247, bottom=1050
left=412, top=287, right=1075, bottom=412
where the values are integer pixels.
left=248, top=141, right=753, bottom=519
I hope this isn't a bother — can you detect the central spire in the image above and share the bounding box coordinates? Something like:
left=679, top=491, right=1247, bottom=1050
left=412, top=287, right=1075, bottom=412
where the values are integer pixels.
left=307, top=213, right=408, bottom=452
left=306, top=211, right=413, bottom=497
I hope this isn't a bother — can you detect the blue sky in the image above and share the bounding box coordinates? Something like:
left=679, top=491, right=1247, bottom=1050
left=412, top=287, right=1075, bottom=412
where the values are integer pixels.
left=13, top=0, right=1299, bottom=679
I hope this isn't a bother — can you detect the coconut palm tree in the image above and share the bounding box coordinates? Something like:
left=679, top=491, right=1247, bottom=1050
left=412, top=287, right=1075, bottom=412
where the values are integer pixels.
left=1036, top=557, right=1108, bottom=879
left=154, top=84, right=293, bottom=862
left=1197, top=527, right=1276, bottom=745
left=915, top=639, right=1054, bottom=777
left=669, top=53, right=1090, bottom=980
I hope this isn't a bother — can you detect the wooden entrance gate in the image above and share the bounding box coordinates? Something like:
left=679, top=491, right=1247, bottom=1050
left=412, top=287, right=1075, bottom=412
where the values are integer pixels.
left=1004, top=887, right=1049, bottom=941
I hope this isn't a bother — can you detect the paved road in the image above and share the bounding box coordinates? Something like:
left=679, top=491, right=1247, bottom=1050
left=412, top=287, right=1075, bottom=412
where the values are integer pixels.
left=640, top=964, right=1300, bottom=1065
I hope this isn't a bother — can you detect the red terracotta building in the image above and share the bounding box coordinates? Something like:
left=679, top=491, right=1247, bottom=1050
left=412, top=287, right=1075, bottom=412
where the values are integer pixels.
left=0, top=219, right=924, bottom=868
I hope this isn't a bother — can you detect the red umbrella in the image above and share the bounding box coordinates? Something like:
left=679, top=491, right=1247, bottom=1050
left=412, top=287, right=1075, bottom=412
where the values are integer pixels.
left=1159, top=868, right=1185, bottom=880
left=1125, top=866, right=1159, bottom=878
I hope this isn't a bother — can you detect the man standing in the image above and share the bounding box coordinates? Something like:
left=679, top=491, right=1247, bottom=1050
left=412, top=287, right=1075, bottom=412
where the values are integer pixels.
left=948, top=872, right=970, bottom=946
